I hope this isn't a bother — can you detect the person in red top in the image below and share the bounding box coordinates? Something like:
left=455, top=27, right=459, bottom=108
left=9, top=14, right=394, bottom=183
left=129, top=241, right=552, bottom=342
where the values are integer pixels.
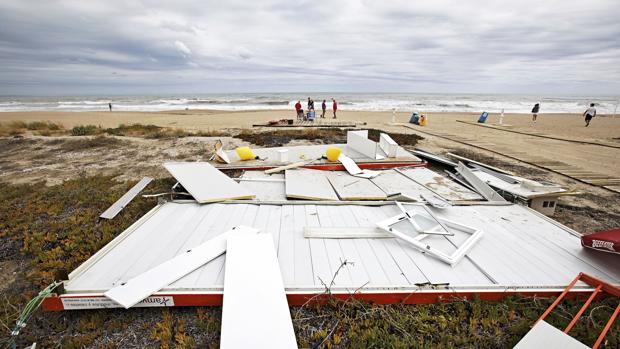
left=294, top=100, right=303, bottom=119
left=332, top=98, right=338, bottom=119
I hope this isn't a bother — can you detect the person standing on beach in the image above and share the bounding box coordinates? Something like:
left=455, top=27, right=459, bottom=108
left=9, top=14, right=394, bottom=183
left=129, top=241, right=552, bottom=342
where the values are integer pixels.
left=307, top=97, right=314, bottom=111
left=531, top=102, right=540, bottom=122
left=108, top=102, right=112, bottom=112
left=583, top=103, right=596, bottom=127
left=332, top=98, right=338, bottom=118
left=321, top=100, right=326, bottom=118
left=295, top=100, right=303, bottom=119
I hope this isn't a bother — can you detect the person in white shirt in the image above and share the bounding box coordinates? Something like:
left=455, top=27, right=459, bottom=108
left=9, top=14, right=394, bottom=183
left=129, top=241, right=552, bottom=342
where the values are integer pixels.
left=583, top=103, right=596, bottom=127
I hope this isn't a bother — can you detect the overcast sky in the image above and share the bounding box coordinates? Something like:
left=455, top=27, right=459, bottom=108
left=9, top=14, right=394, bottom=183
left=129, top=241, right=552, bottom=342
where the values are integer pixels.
left=0, top=0, right=618, bottom=96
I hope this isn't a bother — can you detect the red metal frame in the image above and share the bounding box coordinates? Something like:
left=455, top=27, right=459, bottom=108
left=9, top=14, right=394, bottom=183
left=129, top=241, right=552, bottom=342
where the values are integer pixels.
left=42, top=288, right=596, bottom=312
left=534, top=272, right=620, bottom=349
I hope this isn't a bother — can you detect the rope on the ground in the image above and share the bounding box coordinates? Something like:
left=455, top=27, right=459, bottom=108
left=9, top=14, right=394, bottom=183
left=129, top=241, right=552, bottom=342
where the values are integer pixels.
left=2, top=282, right=61, bottom=349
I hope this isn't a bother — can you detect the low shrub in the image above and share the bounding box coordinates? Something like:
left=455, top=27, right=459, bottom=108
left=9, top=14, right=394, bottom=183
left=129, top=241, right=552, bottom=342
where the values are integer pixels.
left=71, top=125, right=101, bottom=136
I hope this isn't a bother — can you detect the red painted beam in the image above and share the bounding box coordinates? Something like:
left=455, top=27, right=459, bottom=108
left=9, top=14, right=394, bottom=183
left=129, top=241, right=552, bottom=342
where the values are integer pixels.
left=42, top=289, right=596, bottom=311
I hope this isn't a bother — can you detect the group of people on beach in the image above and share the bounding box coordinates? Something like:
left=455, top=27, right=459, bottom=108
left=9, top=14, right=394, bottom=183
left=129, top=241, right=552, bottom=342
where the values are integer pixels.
left=295, top=97, right=337, bottom=120
left=531, top=102, right=597, bottom=127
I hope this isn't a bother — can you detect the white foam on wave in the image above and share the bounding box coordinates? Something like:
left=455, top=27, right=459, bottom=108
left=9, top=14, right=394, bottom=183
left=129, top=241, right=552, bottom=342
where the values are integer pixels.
left=0, top=94, right=617, bottom=113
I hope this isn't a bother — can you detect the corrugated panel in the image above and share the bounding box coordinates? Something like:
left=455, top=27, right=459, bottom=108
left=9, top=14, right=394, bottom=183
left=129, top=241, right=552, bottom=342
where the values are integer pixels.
left=65, top=202, right=620, bottom=295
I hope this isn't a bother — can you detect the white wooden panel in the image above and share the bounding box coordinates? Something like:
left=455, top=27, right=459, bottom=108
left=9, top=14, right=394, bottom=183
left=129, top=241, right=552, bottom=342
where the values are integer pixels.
left=336, top=207, right=392, bottom=285
left=371, top=170, right=435, bottom=200
left=315, top=206, right=355, bottom=286
left=324, top=205, right=376, bottom=287
left=398, top=167, right=483, bottom=201
left=305, top=205, right=334, bottom=286
left=278, top=205, right=296, bottom=284
left=100, top=177, right=152, bottom=219
left=347, top=206, right=410, bottom=285
left=477, top=206, right=620, bottom=281
left=221, top=234, right=297, bottom=349
left=285, top=169, right=338, bottom=201
left=215, top=205, right=261, bottom=285
left=164, top=162, right=254, bottom=203
left=104, top=226, right=259, bottom=308
left=513, top=320, right=589, bottom=349
left=239, top=172, right=286, bottom=201
left=455, top=162, right=505, bottom=202
left=292, top=205, right=316, bottom=285
left=347, top=130, right=378, bottom=159
left=68, top=203, right=184, bottom=290
left=379, top=133, right=398, bottom=158
left=181, top=204, right=251, bottom=287
left=326, top=172, right=387, bottom=200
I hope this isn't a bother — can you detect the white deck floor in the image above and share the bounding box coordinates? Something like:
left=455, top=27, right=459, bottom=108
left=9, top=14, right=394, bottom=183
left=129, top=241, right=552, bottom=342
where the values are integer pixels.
left=65, top=202, right=620, bottom=295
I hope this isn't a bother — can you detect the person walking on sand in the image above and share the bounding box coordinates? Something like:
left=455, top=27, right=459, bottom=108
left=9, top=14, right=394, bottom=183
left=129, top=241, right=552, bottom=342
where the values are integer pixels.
left=108, top=102, right=112, bottom=112
left=321, top=100, right=326, bottom=118
left=583, top=103, right=596, bottom=127
left=332, top=98, right=338, bottom=118
left=531, top=102, right=540, bottom=122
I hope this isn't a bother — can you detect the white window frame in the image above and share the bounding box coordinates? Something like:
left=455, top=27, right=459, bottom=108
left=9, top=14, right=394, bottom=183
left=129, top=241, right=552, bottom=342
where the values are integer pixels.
left=376, top=210, right=484, bottom=266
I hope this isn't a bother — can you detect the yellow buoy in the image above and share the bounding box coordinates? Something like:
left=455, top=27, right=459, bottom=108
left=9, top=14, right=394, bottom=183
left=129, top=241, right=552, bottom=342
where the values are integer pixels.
left=326, top=147, right=342, bottom=162
left=235, top=147, right=256, bottom=161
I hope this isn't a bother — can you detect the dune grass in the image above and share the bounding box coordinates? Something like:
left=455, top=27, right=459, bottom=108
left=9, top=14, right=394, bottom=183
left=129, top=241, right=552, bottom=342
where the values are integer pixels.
left=0, top=121, right=65, bottom=137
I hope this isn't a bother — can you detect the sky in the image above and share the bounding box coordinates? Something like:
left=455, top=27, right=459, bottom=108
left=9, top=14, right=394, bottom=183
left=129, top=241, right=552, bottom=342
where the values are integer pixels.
left=0, top=0, right=618, bottom=96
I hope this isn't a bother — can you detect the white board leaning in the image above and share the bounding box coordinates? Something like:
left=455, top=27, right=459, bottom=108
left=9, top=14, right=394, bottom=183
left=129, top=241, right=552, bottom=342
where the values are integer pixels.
left=164, top=162, right=255, bottom=203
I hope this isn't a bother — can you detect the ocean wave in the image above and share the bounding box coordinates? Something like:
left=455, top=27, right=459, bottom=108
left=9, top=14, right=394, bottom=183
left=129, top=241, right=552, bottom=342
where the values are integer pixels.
left=1, top=94, right=617, bottom=113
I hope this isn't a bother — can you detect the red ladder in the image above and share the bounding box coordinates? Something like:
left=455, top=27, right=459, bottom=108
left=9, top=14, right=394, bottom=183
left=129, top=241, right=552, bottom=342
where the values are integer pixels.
left=535, top=272, right=620, bottom=348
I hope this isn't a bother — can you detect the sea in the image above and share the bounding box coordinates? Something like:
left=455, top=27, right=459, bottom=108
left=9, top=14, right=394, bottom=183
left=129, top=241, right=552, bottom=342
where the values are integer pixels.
left=0, top=93, right=617, bottom=114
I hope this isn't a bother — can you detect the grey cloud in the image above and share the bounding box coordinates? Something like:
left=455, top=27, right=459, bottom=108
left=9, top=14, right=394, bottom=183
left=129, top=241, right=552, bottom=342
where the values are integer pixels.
left=0, top=0, right=618, bottom=95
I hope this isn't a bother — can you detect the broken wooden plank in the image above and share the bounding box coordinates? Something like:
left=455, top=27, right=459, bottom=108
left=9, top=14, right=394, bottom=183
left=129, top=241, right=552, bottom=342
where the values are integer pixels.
left=455, top=162, right=506, bottom=202
left=164, top=162, right=254, bottom=203
left=221, top=233, right=298, bottom=349
left=347, top=130, right=380, bottom=159
left=104, top=226, right=259, bottom=309
left=285, top=169, right=339, bottom=201
left=265, top=161, right=307, bottom=174
left=379, top=133, right=398, bottom=158
left=100, top=177, right=153, bottom=219
left=326, top=172, right=387, bottom=200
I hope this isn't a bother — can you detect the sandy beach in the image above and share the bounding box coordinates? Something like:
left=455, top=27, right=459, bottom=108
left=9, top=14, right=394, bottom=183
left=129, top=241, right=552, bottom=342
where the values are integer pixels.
left=2, top=109, right=618, bottom=179
left=1, top=109, right=619, bottom=138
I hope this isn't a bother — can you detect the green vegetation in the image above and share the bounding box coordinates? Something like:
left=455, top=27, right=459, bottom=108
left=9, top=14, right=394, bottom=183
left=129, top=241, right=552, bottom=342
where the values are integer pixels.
left=70, top=124, right=102, bottom=136
left=70, top=123, right=229, bottom=139
left=0, top=176, right=617, bottom=347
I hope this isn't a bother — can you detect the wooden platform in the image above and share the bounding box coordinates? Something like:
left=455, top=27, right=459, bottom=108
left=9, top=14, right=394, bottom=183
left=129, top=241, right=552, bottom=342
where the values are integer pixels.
left=457, top=120, right=620, bottom=149
left=399, top=124, right=620, bottom=194
left=253, top=120, right=362, bottom=128
left=43, top=202, right=620, bottom=310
